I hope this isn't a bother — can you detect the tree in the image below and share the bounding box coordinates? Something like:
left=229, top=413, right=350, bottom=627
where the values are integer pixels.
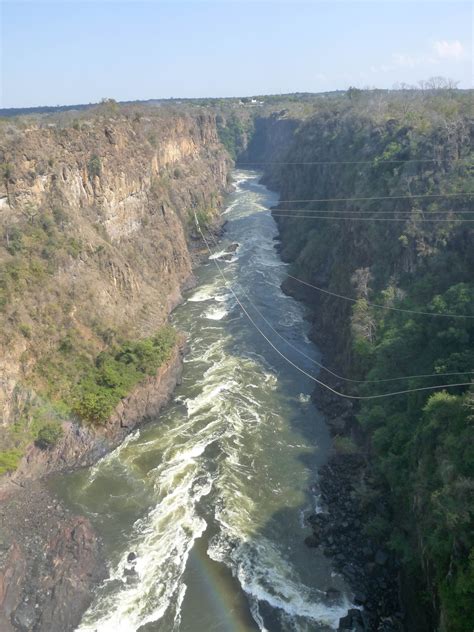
left=1, top=162, right=14, bottom=208
left=347, top=86, right=362, bottom=101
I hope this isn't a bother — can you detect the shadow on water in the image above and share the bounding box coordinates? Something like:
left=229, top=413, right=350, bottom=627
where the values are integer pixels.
left=53, top=170, right=352, bottom=632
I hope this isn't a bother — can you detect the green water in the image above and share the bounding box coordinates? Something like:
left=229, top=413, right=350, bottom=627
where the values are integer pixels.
left=54, top=171, right=352, bottom=632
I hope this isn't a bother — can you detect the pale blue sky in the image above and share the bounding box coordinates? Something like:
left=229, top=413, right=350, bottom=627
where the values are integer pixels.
left=1, top=1, right=472, bottom=108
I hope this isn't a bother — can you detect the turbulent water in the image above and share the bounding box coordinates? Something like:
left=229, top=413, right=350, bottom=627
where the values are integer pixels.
left=55, top=171, right=354, bottom=632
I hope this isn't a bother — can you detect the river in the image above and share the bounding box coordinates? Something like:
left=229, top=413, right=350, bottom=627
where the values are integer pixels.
left=54, top=170, right=353, bottom=632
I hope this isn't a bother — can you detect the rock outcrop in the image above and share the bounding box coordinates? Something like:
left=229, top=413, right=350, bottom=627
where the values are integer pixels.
left=0, top=481, right=106, bottom=632
left=3, top=337, right=186, bottom=486
left=0, top=105, right=230, bottom=471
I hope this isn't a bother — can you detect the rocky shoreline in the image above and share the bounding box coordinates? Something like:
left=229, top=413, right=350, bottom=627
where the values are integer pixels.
left=308, top=446, right=403, bottom=631
left=0, top=325, right=187, bottom=631
left=277, top=266, right=405, bottom=630
left=305, top=385, right=404, bottom=632
left=0, top=481, right=106, bottom=632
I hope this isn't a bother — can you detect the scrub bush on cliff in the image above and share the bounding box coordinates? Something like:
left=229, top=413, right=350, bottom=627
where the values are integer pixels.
left=72, top=327, right=176, bottom=424
left=35, top=422, right=63, bottom=449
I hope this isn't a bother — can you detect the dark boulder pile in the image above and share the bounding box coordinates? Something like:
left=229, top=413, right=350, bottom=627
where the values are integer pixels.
left=306, top=453, right=403, bottom=632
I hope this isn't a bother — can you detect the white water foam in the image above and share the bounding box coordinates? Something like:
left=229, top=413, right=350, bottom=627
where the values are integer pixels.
left=77, top=465, right=213, bottom=631
left=75, top=352, right=242, bottom=631
left=187, top=285, right=218, bottom=302
left=204, top=305, right=229, bottom=320
left=298, top=393, right=311, bottom=404
left=208, top=532, right=352, bottom=630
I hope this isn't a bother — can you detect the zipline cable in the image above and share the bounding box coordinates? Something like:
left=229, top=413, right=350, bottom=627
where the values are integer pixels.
left=194, top=213, right=472, bottom=400
left=204, top=228, right=474, bottom=385
left=261, top=193, right=474, bottom=203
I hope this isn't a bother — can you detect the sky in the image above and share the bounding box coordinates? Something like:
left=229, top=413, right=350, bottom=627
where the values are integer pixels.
left=0, top=0, right=472, bottom=108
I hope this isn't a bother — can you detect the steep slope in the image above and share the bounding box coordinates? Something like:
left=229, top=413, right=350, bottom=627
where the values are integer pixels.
left=251, top=90, right=474, bottom=631
left=0, top=105, right=230, bottom=478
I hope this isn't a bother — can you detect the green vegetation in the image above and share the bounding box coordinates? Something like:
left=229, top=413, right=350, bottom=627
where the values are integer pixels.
left=0, top=406, right=65, bottom=474
left=332, top=435, right=359, bottom=455
left=217, top=112, right=253, bottom=160
left=0, top=207, right=83, bottom=310
left=0, top=449, right=23, bottom=475
left=193, top=207, right=213, bottom=229
left=34, top=325, right=177, bottom=425
left=0, top=326, right=177, bottom=473
left=72, top=326, right=176, bottom=424
left=35, top=422, right=64, bottom=449
left=355, top=283, right=474, bottom=630
left=87, top=154, right=102, bottom=179
left=268, top=87, right=474, bottom=630
left=1, top=162, right=14, bottom=207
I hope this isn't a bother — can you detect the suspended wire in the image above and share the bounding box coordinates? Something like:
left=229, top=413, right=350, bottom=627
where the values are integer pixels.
left=237, top=158, right=473, bottom=166
left=272, top=213, right=474, bottom=223
left=270, top=193, right=474, bottom=203
left=285, top=274, right=474, bottom=319
left=270, top=207, right=474, bottom=216
left=194, top=213, right=472, bottom=400
left=204, top=228, right=474, bottom=385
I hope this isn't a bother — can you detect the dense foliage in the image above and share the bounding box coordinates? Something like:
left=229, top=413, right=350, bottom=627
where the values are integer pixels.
left=217, top=111, right=253, bottom=160
left=267, top=87, right=474, bottom=631
left=72, top=327, right=176, bottom=423
left=356, top=282, right=474, bottom=630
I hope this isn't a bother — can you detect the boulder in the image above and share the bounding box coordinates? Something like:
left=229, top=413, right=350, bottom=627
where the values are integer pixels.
left=304, top=535, right=319, bottom=548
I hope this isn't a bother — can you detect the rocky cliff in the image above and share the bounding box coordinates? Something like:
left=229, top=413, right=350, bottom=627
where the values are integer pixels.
left=0, top=105, right=230, bottom=478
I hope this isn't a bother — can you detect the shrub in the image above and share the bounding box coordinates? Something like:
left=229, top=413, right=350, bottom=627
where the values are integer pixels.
left=0, top=449, right=22, bottom=475
left=332, top=435, right=359, bottom=455
left=87, top=154, right=102, bottom=180
left=35, top=422, right=63, bottom=449
left=72, top=326, right=176, bottom=424
left=52, top=206, right=68, bottom=226
left=19, top=323, right=31, bottom=338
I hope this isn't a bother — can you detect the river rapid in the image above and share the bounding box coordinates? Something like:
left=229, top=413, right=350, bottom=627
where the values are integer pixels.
left=55, top=171, right=353, bottom=632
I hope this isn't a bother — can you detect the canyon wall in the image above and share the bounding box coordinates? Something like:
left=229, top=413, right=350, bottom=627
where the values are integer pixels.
left=247, top=92, right=473, bottom=632
left=0, top=105, right=230, bottom=479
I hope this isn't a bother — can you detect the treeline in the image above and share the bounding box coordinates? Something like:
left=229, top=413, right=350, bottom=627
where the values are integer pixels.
left=264, top=88, right=474, bottom=631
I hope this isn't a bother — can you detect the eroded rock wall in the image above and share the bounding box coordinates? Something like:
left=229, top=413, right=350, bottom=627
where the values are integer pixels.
left=0, top=108, right=230, bottom=445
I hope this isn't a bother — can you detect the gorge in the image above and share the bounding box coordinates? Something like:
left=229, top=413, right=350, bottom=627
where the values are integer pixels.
left=0, top=90, right=473, bottom=632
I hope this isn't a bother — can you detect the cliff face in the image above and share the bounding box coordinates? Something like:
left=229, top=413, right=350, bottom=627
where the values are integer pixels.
left=252, top=99, right=473, bottom=368
left=0, top=107, right=230, bottom=476
left=237, top=112, right=300, bottom=168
